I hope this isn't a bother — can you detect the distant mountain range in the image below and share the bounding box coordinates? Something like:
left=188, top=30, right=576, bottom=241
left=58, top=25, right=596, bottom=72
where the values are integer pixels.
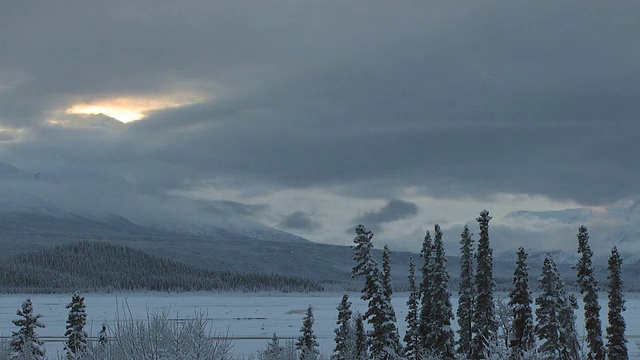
left=502, top=206, right=640, bottom=252
left=0, top=204, right=637, bottom=292
left=0, top=204, right=378, bottom=288
left=0, top=161, right=638, bottom=291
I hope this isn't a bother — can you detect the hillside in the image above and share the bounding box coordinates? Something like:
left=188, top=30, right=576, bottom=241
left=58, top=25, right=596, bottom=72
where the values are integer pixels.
left=0, top=241, right=322, bottom=293
left=0, top=206, right=638, bottom=292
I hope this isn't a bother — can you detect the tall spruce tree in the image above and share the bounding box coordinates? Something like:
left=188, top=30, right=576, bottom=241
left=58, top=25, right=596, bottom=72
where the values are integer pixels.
left=353, top=312, right=367, bottom=360
left=65, top=292, right=88, bottom=359
left=606, top=247, right=627, bottom=360
left=425, top=224, right=455, bottom=359
left=418, top=230, right=434, bottom=351
left=351, top=225, right=400, bottom=359
left=535, top=254, right=580, bottom=360
left=456, top=225, right=475, bottom=359
left=472, top=210, right=498, bottom=359
left=559, top=293, right=581, bottom=360
left=352, top=224, right=380, bottom=321
left=11, top=298, right=45, bottom=359
left=404, top=256, right=421, bottom=360
left=333, top=294, right=353, bottom=360
left=381, top=245, right=402, bottom=356
left=508, top=247, right=535, bottom=359
left=296, top=306, right=319, bottom=360
left=575, top=226, right=605, bottom=360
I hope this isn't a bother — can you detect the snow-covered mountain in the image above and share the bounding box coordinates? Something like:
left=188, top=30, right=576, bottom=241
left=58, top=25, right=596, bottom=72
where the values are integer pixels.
left=0, top=201, right=378, bottom=287
left=504, top=208, right=595, bottom=225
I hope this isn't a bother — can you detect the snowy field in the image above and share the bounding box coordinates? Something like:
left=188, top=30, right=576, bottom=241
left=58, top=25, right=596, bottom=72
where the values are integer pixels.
left=0, top=292, right=638, bottom=358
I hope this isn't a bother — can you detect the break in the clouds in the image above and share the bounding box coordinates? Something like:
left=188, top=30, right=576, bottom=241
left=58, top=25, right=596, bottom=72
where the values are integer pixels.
left=0, top=0, right=639, bottom=251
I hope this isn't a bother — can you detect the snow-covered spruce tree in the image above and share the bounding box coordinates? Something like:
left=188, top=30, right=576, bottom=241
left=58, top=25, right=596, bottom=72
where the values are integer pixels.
left=65, top=291, right=88, bottom=358
left=535, top=254, right=580, bottom=360
left=296, top=305, right=320, bottom=360
left=559, top=293, right=581, bottom=360
left=456, top=225, right=475, bottom=359
left=351, top=225, right=401, bottom=359
left=418, top=230, right=434, bottom=351
left=535, top=255, right=562, bottom=359
left=352, top=224, right=380, bottom=319
left=508, top=247, right=535, bottom=359
left=424, top=225, right=455, bottom=359
left=606, top=246, right=628, bottom=360
left=11, top=298, right=45, bottom=359
left=265, top=332, right=284, bottom=360
left=98, top=322, right=108, bottom=352
left=472, top=210, right=498, bottom=359
left=333, top=294, right=353, bottom=360
left=353, top=311, right=367, bottom=360
left=381, top=245, right=402, bottom=356
left=575, top=226, right=605, bottom=360
left=404, top=256, right=421, bottom=360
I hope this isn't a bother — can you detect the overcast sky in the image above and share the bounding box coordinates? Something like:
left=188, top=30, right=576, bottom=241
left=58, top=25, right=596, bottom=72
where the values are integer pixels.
left=1, top=0, right=639, bottom=253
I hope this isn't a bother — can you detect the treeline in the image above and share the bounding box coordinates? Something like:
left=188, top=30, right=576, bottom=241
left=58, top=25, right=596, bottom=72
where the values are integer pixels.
left=0, top=241, right=323, bottom=293
left=321, top=210, right=629, bottom=360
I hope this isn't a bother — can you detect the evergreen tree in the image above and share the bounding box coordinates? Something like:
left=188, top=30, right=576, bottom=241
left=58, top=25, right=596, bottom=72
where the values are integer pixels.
left=535, top=254, right=580, bottom=360
left=352, top=225, right=401, bottom=359
left=425, top=225, right=455, bottom=359
left=418, top=230, right=434, bottom=351
left=352, top=225, right=380, bottom=322
left=265, top=333, right=284, bottom=360
left=559, top=293, right=581, bottom=360
left=606, top=247, right=627, bottom=360
left=457, top=225, right=475, bottom=359
left=65, top=291, right=88, bottom=358
left=353, top=312, right=367, bottom=360
left=403, top=256, right=421, bottom=360
left=381, top=245, right=402, bottom=356
left=296, top=306, right=319, bottom=360
left=472, top=210, right=498, bottom=359
left=575, top=226, right=605, bottom=360
left=535, top=255, right=562, bottom=359
left=382, top=245, right=393, bottom=300
left=508, top=247, right=535, bottom=359
left=333, top=294, right=353, bottom=360
left=11, top=298, right=45, bottom=359
left=98, top=323, right=108, bottom=351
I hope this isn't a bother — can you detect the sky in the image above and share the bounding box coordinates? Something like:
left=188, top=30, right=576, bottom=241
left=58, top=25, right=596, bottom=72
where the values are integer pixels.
left=1, top=0, right=640, bottom=254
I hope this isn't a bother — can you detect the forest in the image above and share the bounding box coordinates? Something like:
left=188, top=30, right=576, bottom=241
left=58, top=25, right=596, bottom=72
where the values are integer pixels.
left=0, top=241, right=323, bottom=293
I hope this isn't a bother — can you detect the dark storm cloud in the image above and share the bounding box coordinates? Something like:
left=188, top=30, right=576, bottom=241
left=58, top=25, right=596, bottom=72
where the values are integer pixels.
left=196, top=200, right=268, bottom=218
left=0, top=0, right=639, bottom=209
left=356, top=200, right=419, bottom=226
left=280, top=212, right=320, bottom=231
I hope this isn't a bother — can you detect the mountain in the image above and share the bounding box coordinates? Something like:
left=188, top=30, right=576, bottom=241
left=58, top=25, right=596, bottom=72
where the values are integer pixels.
left=504, top=208, right=594, bottom=224
left=1, top=204, right=639, bottom=291
left=0, top=204, right=374, bottom=286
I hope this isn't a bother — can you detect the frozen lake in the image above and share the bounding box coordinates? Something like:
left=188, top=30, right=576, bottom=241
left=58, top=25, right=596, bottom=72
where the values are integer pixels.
left=0, top=292, right=638, bottom=358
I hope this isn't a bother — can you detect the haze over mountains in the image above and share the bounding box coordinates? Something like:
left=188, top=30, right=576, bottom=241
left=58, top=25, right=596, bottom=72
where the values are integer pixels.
left=0, top=161, right=638, bottom=291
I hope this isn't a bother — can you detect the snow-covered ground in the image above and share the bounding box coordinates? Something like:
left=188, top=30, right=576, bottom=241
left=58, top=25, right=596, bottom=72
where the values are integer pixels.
left=0, top=292, right=637, bottom=358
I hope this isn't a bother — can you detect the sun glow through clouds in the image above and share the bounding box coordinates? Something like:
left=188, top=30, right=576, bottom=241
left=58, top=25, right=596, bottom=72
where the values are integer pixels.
left=65, top=94, right=205, bottom=123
